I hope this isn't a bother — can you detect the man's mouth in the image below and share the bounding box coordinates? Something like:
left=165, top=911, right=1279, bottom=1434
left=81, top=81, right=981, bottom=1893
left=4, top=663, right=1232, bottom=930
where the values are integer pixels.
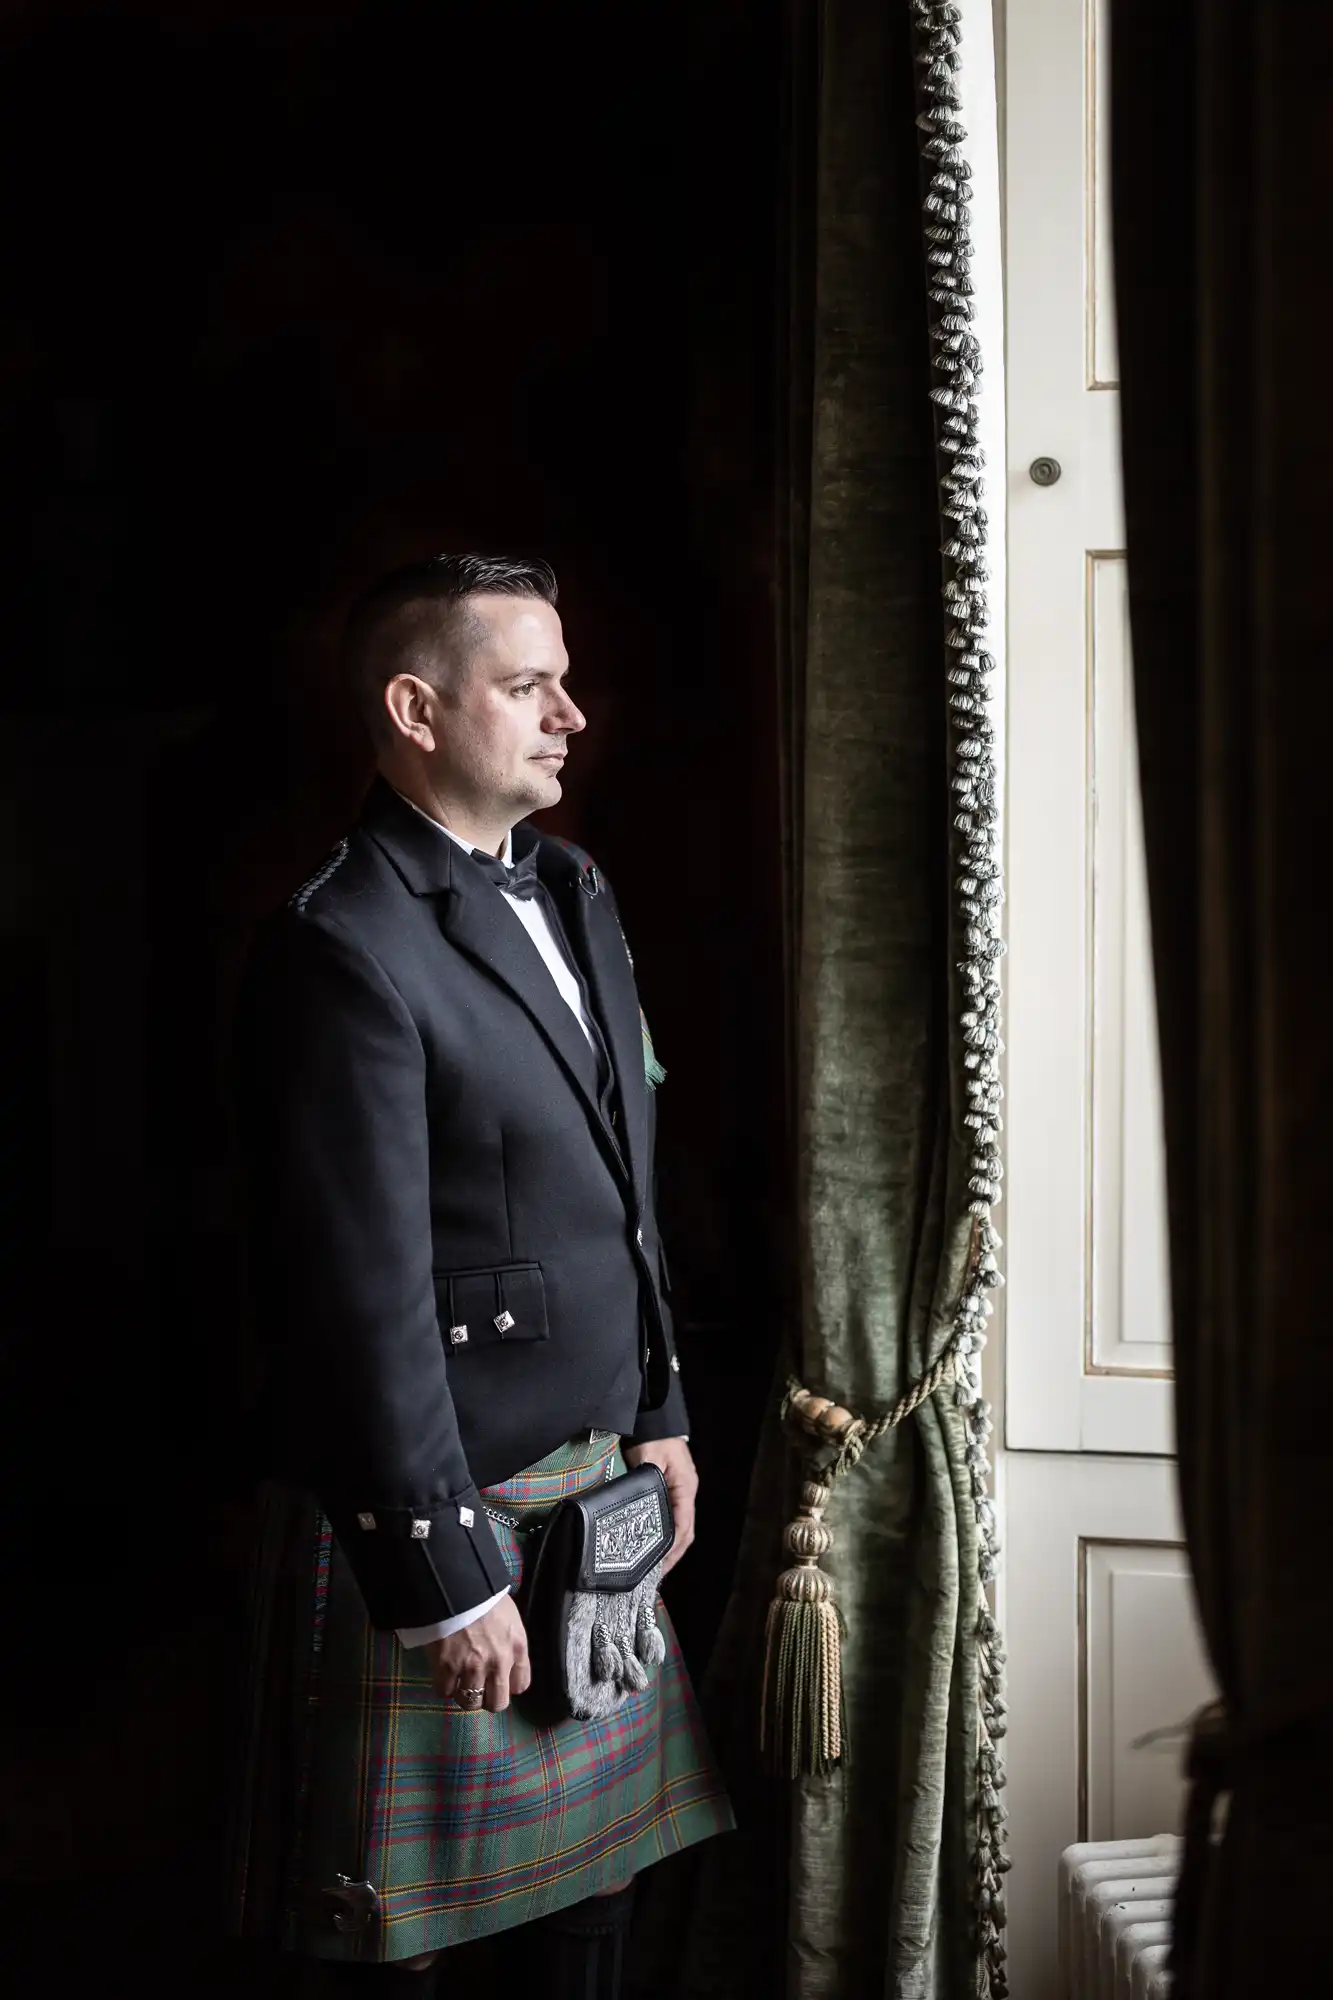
left=532, top=750, right=566, bottom=762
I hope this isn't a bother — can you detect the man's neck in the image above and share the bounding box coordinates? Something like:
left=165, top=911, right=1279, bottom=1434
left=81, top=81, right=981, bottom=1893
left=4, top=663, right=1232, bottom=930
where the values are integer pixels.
left=384, top=768, right=514, bottom=859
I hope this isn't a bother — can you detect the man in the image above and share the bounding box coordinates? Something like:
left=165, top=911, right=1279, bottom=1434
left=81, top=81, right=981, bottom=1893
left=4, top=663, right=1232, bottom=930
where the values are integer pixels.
left=228, top=554, right=732, bottom=1997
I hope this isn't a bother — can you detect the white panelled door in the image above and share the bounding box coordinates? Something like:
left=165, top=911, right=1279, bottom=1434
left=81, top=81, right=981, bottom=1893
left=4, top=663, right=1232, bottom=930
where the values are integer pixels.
left=999, top=1, right=1215, bottom=1991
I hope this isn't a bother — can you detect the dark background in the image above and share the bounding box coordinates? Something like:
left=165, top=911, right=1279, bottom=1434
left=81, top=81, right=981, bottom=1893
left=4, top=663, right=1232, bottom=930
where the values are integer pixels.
left=0, top=0, right=787, bottom=1981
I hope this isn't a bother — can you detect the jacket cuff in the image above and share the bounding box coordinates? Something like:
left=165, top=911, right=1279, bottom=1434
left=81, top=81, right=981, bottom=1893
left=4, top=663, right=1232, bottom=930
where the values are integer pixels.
left=326, top=1484, right=514, bottom=1631
left=628, top=1374, right=691, bottom=1445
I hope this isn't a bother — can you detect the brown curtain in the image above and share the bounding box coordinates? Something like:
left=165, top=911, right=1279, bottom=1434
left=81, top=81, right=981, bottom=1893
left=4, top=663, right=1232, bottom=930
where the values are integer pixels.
left=1111, top=3, right=1333, bottom=1991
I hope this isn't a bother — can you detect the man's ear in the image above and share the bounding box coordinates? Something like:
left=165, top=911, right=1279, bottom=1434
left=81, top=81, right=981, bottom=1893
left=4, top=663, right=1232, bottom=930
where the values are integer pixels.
left=383, top=673, right=438, bottom=753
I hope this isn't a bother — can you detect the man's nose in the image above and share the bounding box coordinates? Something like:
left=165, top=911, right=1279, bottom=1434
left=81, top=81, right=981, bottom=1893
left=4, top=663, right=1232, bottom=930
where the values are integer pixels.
left=551, top=690, right=586, bottom=733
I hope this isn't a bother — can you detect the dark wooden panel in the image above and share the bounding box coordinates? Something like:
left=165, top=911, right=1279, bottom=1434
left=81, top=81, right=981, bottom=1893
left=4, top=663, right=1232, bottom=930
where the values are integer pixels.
left=0, top=0, right=785, bottom=1932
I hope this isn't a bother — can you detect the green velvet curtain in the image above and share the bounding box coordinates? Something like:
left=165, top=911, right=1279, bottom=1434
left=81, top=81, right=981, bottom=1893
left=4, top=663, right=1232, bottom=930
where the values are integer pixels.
left=1111, top=3, right=1333, bottom=1992
left=632, top=4, right=1005, bottom=1994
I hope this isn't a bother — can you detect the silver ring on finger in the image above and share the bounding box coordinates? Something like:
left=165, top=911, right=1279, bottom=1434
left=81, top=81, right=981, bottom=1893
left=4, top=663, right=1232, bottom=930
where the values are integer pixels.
left=455, top=1685, right=486, bottom=1710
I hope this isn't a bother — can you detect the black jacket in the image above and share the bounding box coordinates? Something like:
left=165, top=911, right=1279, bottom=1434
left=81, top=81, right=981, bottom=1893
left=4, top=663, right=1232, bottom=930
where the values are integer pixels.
left=232, top=778, right=688, bottom=1631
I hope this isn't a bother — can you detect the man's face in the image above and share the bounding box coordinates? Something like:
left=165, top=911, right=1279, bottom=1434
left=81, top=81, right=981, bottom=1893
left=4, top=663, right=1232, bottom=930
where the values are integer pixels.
left=426, top=594, right=585, bottom=821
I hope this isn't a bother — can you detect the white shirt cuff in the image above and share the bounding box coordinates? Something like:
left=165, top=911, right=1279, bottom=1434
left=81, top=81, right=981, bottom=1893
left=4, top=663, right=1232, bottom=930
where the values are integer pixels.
left=396, top=1587, right=510, bottom=1649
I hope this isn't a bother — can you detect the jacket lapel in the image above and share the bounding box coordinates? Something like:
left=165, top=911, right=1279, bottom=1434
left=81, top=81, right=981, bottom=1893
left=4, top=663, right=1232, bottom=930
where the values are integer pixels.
left=361, top=781, right=631, bottom=1189
left=523, top=829, right=650, bottom=1204
left=437, top=881, right=619, bottom=1126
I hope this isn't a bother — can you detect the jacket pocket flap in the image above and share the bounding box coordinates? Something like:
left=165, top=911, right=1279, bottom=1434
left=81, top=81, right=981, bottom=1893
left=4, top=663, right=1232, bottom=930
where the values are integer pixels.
left=434, top=1261, right=549, bottom=1349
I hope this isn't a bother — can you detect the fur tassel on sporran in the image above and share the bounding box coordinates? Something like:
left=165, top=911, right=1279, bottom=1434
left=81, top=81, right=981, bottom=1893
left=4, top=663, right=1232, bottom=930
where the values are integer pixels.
left=760, top=1479, right=846, bottom=1778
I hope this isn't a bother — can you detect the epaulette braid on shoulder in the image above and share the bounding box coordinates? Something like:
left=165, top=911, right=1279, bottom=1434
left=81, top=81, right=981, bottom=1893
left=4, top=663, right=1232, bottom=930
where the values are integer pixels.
left=289, top=837, right=350, bottom=913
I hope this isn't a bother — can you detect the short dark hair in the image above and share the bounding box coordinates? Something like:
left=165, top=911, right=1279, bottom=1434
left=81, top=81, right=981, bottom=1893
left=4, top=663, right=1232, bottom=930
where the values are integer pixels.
left=341, top=552, right=559, bottom=740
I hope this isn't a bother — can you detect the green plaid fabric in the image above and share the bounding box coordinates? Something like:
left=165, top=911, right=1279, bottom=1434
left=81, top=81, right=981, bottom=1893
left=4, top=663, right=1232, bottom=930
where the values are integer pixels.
left=229, top=1433, right=733, bottom=1963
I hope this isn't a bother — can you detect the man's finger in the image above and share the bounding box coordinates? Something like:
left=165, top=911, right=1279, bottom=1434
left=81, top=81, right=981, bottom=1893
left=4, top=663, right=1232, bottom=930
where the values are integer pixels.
left=488, top=1666, right=511, bottom=1713
left=662, top=1517, right=696, bottom=1575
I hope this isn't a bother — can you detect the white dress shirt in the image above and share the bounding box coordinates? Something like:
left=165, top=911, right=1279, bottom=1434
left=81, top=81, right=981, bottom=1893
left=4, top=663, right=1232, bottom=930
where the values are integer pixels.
left=395, top=805, right=597, bottom=1648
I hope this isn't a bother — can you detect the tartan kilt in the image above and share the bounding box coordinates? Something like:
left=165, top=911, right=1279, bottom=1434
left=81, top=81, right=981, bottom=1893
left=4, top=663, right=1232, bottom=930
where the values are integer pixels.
left=227, top=1431, right=734, bottom=1963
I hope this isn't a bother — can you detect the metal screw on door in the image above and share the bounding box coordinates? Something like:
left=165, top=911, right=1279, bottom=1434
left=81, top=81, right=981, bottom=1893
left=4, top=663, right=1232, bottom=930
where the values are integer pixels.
left=1029, top=456, right=1062, bottom=487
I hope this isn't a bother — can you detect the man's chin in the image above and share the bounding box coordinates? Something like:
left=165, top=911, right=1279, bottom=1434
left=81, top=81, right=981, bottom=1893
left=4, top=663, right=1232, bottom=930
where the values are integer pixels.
left=511, top=769, right=562, bottom=817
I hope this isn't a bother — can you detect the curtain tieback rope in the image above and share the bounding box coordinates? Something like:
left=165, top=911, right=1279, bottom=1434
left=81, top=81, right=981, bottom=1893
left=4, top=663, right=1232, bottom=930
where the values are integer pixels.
left=759, top=1308, right=968, bottom=1780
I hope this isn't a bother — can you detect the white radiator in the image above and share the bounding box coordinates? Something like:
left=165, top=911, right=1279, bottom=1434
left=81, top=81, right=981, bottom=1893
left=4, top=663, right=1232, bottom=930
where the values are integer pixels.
left=1059, top=1835, right=1181, bottom=1999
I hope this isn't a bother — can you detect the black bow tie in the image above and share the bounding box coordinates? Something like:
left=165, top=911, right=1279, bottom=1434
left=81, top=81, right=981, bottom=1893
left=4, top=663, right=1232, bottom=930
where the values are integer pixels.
left=469, top=845, right=545, bottom=900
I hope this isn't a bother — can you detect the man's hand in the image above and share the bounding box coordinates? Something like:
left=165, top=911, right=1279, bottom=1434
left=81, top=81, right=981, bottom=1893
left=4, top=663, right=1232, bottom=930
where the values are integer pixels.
left=623, top=1437, right=697, bottom=1577
left=425, top=1594, right=531, bottom=1711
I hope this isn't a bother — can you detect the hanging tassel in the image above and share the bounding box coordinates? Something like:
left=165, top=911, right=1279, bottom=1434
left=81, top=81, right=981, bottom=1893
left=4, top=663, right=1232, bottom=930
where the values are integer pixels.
left=619, top=1645, right=650, bottom=1694
left=760, top=1479, right=845, bottom=1777
left=635, top=1598, right=667, bottom=1669
left=592, top=1618, right=622, bottom=1685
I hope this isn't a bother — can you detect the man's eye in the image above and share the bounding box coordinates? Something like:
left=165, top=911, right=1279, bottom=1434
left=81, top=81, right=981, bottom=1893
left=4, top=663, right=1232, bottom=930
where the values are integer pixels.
left=513, top=681, right=538, bottom=696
